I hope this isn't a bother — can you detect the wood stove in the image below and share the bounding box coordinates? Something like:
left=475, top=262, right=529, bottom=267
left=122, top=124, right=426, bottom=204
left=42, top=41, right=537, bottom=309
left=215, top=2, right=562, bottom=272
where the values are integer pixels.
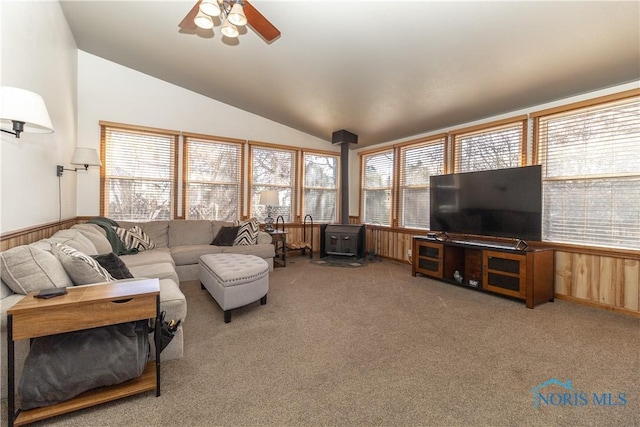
left=320, top=224, right=365, bottom=259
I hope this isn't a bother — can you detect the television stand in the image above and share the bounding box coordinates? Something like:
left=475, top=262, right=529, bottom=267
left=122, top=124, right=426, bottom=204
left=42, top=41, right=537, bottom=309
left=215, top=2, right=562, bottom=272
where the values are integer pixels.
left=411, top=236, right=554, bottom=308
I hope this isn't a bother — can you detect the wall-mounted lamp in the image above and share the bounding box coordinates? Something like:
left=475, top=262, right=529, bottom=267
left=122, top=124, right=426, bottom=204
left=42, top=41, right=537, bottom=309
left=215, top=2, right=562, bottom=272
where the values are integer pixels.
left=259, top=190, right=280, bottom=232
left=56, top=147, right=102, bottom=177
left=0, top=86, right=54, bottom=138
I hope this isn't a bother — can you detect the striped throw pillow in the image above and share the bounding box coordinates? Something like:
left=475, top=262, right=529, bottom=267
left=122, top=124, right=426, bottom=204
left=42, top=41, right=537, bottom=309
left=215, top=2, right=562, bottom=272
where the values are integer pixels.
left=113, top=226, right=156, bottom=251
left=233, top=218, right=259, bottom=245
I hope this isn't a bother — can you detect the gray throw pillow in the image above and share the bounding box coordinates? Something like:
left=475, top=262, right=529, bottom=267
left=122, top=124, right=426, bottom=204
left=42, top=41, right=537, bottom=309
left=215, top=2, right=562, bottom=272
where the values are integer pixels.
left=0, top=245, right=72, bottom=294
left=52, top=243, right=115, bottom=285
left=211, top=226, right=240, bottom=246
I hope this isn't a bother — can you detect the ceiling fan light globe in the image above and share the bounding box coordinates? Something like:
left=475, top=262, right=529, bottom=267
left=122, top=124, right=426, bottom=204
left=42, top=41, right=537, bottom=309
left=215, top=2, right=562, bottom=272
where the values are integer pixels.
left=227, top=3, right=247, bottom=26
left=221, top=21, right=239, bottom=38
left=194, top=10, right=214, bottom=29
left=199, top=0, right=221, bottom=17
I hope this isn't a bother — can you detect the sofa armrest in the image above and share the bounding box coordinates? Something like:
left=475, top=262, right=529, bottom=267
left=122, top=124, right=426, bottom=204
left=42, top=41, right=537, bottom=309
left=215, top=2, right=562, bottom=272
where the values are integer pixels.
left=257, top=231, right=272, bottom=245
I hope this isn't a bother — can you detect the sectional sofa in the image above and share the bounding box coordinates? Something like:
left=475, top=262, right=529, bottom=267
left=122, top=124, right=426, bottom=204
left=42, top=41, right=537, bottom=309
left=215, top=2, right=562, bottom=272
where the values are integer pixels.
left=0, top=219, right=275, bottom=399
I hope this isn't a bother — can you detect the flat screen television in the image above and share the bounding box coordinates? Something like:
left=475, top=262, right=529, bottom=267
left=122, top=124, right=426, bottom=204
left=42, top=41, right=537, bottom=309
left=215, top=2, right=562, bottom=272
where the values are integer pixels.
left=429, top=165, right=542, bottom=241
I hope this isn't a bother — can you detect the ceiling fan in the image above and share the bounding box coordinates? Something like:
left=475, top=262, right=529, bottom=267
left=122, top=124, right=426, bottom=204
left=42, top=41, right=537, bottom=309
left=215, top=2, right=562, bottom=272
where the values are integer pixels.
left=179, top=0, right=281, bottom=42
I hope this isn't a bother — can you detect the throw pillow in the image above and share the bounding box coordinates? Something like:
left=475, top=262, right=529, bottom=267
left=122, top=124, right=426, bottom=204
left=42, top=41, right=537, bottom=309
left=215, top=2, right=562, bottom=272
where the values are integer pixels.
left=91, top=253, right=134, bottom=280
left=0, top=245, right=72, bottom=294
left=113, top=225, right=156, bottom=251
left=211, top=226, right=240, bottom=246
left=233, top=218, right=259, bottom=245
left=51, top=243, right=115, bottom=285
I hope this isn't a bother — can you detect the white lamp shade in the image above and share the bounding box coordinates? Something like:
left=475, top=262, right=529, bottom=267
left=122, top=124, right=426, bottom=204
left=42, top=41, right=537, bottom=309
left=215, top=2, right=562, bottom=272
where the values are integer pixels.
left=199, top=0, right=221, bottom=17
left=71, top=147, right=102, bottom=167
left=0, top=86, right=54, bottom=133
left=221, top=20, right=239, bottom=38
left=259, top=190, right=279, bottom=206
left=227, top=3, right=247, bottom=26
left=194, top=10, right=214, bottom=29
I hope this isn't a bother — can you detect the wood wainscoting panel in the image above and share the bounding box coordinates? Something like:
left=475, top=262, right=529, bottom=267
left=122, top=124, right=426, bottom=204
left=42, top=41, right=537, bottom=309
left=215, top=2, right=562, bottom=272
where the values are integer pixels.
left=554, top=251, right=572, bottom=296
left=0, top=219, right=78, bottom=252
left=553, top=250, right=639, bottom=317
left=622, top=259, right=639, bottom=311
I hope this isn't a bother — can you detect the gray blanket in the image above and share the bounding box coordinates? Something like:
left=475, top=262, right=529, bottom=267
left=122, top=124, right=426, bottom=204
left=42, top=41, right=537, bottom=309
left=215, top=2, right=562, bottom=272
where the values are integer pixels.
left=19, top=321, right=148, bottom=410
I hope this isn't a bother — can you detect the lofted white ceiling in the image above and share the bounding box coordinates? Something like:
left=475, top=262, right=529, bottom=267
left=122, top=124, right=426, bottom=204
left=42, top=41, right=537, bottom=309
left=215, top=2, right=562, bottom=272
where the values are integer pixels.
left=60, top=0, right=640, bottom=148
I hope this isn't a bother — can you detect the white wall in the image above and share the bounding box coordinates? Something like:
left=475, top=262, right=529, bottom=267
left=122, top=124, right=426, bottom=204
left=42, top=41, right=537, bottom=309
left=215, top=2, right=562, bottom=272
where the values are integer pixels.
left=76, top=51, right=335, bottom=217
left=350, top=80, right=640, bottom=218
left=0, top=1, right=78, bottom=234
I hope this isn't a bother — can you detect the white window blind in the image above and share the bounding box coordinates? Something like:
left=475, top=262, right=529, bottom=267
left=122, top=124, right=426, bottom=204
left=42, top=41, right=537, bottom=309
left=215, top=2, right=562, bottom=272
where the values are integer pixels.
left=536, top=95, right=640, bottom=249
left=184, top=135, right=243, bottom=221
left=101, top=124, right=177, bottom=221
left=361, top=149, right=394, bottom=226
left=302, top=152, right=339, bottom=222
left=454, top=120, right=525, bottom=172
left=250, top=145, right=297, bottom=222
left=398, top=137, right=446, bottom=229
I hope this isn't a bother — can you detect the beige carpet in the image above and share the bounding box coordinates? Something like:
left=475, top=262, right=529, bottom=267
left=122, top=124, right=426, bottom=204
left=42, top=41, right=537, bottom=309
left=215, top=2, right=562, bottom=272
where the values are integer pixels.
left=4, top=255, right=639, bottom=426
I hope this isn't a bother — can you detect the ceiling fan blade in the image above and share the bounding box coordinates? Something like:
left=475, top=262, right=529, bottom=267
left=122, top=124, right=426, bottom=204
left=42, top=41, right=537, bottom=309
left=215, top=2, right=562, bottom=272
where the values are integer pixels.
left=179, top=0, right=201, bottom=30
left=244, top=0, right=281, bottom=42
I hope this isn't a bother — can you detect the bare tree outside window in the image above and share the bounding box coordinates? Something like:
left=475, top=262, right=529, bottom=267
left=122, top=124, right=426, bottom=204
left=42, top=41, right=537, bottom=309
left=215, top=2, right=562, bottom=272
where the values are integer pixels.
left=251, top=146, right=296, bottom=222
left=538, top=98, right=640, bottom=249
left=362, top=150, right=394, bottom=226
left=303, top=153, right=338, bottom=222
left=185, top=138, right=242, bottom=221
left=399, top=139, right=445, bottom=229
left=103, top=128, right=176, bottom=221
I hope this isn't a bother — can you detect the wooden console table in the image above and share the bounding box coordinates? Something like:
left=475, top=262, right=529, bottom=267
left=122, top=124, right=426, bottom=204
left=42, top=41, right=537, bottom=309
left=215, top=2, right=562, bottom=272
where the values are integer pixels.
left=6, top=279, right=161, bottom=427
left=412, top=236, right=554, bottom=308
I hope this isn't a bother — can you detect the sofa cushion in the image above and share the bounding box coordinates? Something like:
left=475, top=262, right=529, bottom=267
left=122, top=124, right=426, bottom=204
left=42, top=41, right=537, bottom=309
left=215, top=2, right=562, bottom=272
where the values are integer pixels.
left=71, top=224, right=113, bottom=254
left=170, top=245, right=223, bottom=266
left=113, top=226, right=156, bottom=251
left=128, top=262, right=179, bottom=284
left=91, top=253, right=134, bottom=280
left=211, top=226, right=240, bottom=246
left=0, top=246, right=72, bottom=294
left=52, top=243, right=115, bottom=285
left=47, top=229, right=98, bottom=256
left=169, top=220, right=213, bottom=246
left=222, top=243, right=275, bottom=259
left=233, top=218, right=259, bottom=245
left=158, top=279, right=187, bottom=323
left=118, top=248, right=174, bottom=269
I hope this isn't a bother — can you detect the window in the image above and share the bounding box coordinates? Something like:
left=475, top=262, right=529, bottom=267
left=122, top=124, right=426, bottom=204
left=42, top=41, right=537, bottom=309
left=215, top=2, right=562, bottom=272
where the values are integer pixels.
left=249, top=144, right=297, bottom=222
left=361, top=149, right=394, bottom=226
left=534, top=92, right=640, bottom=250
left=183, top=134, right=243, bottom=221
left=398, top=137, right=446, bottom=229
left=302, top=151, right=339, bottom=222
left=100, top=122, right=178, bottom=221
left=452, top=117, right=527, bottom=172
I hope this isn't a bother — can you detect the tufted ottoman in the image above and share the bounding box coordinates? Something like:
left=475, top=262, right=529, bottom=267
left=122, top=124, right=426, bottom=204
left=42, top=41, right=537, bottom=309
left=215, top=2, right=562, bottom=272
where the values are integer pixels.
left=199, top=253, right=269, bottom=323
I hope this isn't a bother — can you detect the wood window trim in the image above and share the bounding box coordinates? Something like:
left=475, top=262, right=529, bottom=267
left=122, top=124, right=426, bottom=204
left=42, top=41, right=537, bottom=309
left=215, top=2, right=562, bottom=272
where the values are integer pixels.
left=359, top=148, right=395, bottom=226
left=100, top=124, right=179, bottom=220
left=300, top=150, right=341, bottom=223
left=181, top=134, right=245, bottom=221
left=451, top=116, right=528, bottom=171
left=248, top=143, right=298, bottom=221
left=530, top=88, right=640, bottom=119
left=98, top=120, right=180, bottom=136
